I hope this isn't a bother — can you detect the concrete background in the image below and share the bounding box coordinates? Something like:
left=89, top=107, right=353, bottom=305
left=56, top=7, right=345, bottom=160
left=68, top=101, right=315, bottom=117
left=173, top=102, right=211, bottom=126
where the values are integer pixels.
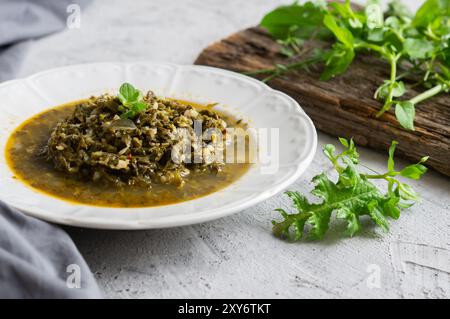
left=14, top=0, right=449, bottom=298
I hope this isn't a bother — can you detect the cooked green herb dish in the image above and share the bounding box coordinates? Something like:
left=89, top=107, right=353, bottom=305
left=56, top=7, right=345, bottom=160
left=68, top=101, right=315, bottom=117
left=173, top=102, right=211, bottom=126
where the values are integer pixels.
left=6, top=83, right=250, bottom=207
left=47, top=86, right=230, bottom=187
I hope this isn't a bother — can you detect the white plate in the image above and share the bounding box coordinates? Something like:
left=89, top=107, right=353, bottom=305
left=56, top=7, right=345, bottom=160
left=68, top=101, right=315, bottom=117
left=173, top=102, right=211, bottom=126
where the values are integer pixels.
left=0, top=62, right=317, bottom=229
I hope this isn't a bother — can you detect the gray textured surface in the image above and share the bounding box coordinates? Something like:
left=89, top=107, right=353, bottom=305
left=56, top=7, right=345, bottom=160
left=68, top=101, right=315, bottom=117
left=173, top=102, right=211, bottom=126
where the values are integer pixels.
left=14, top=0, right=449, bottom=298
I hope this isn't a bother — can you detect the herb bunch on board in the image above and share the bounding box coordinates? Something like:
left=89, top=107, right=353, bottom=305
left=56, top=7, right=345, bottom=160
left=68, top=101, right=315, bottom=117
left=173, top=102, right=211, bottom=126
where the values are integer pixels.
left=273, top=138, right=428, bottom=241
left=249, top=0, right=450, bottom=130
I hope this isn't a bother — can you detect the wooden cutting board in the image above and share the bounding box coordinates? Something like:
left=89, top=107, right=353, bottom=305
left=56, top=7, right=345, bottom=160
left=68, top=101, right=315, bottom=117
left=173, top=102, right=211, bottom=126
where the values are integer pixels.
left=195, top=27, right=450, bottom=177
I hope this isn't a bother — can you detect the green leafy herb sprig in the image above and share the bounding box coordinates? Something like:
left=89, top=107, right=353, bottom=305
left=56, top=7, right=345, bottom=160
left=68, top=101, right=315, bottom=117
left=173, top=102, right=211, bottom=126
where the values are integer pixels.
left=273, top=138, right=428, bottom=241
left=117, top=82, right=148, bottom=119
left=249, top=0, right=450, bottom=130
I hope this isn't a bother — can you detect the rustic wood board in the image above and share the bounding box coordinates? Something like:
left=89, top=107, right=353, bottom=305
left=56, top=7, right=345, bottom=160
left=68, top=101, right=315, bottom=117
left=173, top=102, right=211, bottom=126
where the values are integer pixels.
left=195, top=27, right=450, bottom=177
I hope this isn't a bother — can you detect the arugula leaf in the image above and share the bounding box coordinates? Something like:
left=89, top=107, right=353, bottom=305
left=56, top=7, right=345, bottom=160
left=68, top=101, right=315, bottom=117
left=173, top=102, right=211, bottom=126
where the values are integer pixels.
left=323, top=14, right=354, bottom=47
left=367, top=28, right=385, bottom=42
left=272, top=139, right=428, bottom=241
left=387, top=140, right=398, bottom=171
left=330, top=1, right=363, bottom=29
left=117, top=83, right=148, bottom=119
left=383, top=195, right=401, bottom=219
left=320, top=44, right=355, bottom=80
left=429, top=15, right=450, bottom=37
left=399, top=157, right=428, bottom=180
left=403, top=38, right=434, bottom=59
left=367, top=199, right=389, bottom=231
left=374, top=80, right=405, bottom=99
left=400, top=164, right=427, bottom=180
left=413, top=0, right=450, bottom=27
left=260, top=2, right=329, bottom=40
left=395, top=101, right=415, bottom=130
left=386, top=0, right=412, bottom=18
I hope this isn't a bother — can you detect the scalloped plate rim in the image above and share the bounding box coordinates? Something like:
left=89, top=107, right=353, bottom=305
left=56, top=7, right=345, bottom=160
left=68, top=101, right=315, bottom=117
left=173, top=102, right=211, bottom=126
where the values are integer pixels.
left=0, top=61, right=317, bottom=229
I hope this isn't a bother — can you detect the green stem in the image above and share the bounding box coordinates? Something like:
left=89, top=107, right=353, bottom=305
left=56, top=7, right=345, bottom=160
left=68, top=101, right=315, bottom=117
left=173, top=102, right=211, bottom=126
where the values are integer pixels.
left=424, top=55, right=436, bottom=82
left=376, top=54, right=400, bottom=117
left=396, top=70, right=413, bottom=81
left=409, top=83, right=444, bottom=105
left=436, top=74, right=450, bottom=87
left=354, top=42, right=386, bottom=56
left=345, top=0, right=361, bottom=26
left=364, top=173, right=389, bottom=179
left=391, top=28, right=405, bottom=43
left=243, top=55, right=323, bottom=81
left=354, top=42, right=404, bottom=118
left=244, top=68, right=279, bottom=76
left=425, top=25, right=440, bottom=42
left=262, top=72, right=281, bottom=83
left=360, top=164, right=382, bottom=175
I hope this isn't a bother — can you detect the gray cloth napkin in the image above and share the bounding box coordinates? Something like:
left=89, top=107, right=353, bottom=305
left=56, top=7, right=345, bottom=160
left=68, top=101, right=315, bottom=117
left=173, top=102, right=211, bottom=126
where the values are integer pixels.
left=0, top=202, right=102, bottom=298
left=0, top=0, right=100, bottom=298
